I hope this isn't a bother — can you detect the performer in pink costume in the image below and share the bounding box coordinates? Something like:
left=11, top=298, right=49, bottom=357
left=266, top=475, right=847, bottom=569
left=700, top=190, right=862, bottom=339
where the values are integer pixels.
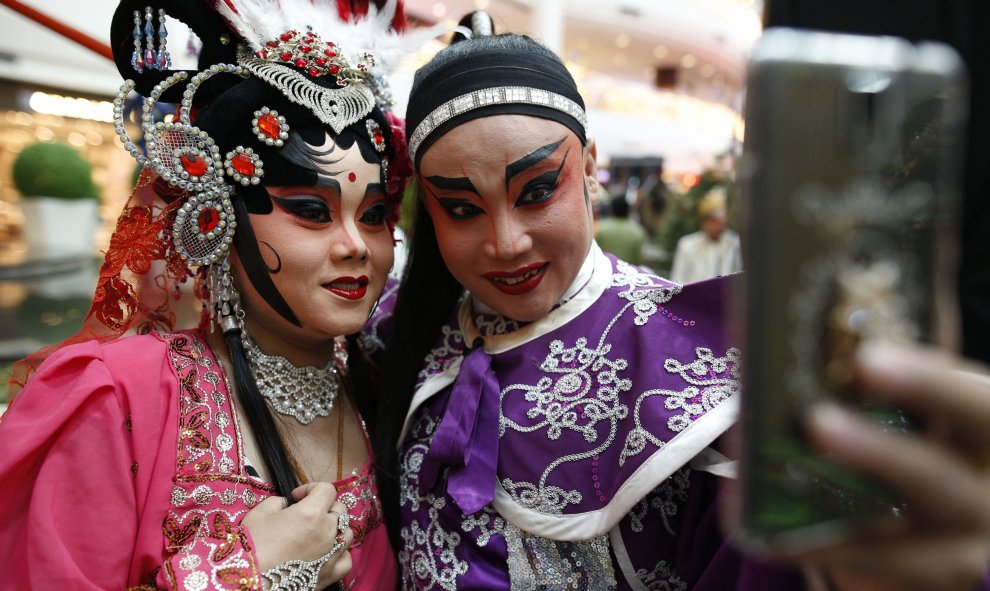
left=0, top=1, right=412, bottom=589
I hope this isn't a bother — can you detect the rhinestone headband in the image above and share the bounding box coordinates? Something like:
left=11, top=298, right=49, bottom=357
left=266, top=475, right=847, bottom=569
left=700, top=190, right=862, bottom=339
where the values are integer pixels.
left=407, top=86, right=588, bottom=162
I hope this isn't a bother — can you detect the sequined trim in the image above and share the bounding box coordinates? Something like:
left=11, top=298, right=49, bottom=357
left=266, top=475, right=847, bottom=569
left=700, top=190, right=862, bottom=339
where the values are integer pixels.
left=504, top=523, right=616, bottom=590
left=408, top=86, right=588, bottom=162
left=161, top=332, right=271, bottom=590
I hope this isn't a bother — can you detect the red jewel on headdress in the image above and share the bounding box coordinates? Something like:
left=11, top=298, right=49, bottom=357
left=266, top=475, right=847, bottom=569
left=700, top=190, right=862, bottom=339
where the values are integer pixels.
left=180, top=154, right=208, bottom=177
left=280, top=52, right=292, bottom=62
left=301, top=45, right=311, bottom=53
left=197, top=208, right=220, bottom=234
left=255, top=49, right=269, bottom=59
left=231, top=152, right=256, bottom=176
left=348, top=172, right=357, bottom=182
left=280, top=32, right=293, bottom=42
left=294, top=58, right=307, bottom=68
left=329, top=65, right=340, bottom=75
left=324, top=49, right=337, bottom=58
left=315, top=57, right=328, bottom=66
left=257, top=113, right=281, bottom=139
left=308, top=67, right=320, bottom=77
left=266, top=40, right=278, bottom=48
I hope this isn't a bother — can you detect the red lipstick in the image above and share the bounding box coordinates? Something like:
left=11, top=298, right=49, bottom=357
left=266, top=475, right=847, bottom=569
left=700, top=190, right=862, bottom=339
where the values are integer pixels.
left=483, top=262, right=548, bottom=295
left=324, top=275, right=369, bottom=300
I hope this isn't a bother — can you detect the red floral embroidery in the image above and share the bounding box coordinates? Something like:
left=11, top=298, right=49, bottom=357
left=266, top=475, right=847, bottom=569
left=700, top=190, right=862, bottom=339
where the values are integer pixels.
left=164, top=514, right=202, bottom=552
left=215, top=568, right=258, bottom=591
left=210, top=514, right=250, bottom=563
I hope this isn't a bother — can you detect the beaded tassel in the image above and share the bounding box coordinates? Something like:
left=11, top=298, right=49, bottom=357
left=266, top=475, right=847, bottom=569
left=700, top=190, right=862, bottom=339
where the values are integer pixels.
left=156, top=9, right=172, bottom=70
left=130, top=10, right=143, bottom=72
left=143, top=7, right=156, bottom=71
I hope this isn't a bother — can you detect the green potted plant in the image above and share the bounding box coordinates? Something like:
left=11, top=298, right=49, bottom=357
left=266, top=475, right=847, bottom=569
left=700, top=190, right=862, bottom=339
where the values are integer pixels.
left=12, top=141, right=100, bottom=257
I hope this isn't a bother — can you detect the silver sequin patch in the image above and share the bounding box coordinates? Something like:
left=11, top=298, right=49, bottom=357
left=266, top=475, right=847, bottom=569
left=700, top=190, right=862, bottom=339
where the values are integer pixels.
left=504, top=523, right=616, bottom=590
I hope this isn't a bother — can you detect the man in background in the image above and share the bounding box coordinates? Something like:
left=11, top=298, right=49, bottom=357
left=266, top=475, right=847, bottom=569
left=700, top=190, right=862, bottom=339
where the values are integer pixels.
left=596, top=194, right=647, bottom=266
left=669, top=187, right=742, bottom=284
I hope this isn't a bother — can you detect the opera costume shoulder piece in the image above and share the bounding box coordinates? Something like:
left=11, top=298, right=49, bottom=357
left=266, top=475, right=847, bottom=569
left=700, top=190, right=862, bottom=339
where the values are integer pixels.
left=0, top=1, right=413, bottom=589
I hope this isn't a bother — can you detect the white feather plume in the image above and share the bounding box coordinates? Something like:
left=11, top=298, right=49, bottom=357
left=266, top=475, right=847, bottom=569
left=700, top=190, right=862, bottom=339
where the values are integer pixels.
left=214, top=0, right=430, bottom=77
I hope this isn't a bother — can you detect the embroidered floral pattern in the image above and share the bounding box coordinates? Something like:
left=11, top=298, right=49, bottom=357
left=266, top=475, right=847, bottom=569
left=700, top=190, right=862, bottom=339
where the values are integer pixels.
left=611, top=260, right=682, bottom=326
left=416, top=325, right=468, bottom=388
left=399, top=496, right=469, bottom=591
left=635, top=559, right=687, bottom=591
left=161, top=332, right=273, bottom=590
left=628, top=468, right=692, bottom=536
left=619, top=347, right=740, bottom=466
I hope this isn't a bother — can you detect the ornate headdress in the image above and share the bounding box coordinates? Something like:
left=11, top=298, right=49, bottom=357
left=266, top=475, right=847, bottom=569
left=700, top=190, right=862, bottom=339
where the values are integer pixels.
left=405, top=12, right=589, bottom=165
left=8, top=0, right=413, bottom=395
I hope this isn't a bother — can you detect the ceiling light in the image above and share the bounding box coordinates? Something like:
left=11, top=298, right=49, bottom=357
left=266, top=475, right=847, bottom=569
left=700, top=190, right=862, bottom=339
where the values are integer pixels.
left=681, top=54, right=698, bottom=68
left=28, top=92, right=115, bottom=123
left=615, top=34, right=631, bottom=49
left=652, top=45, right=669, bottom=59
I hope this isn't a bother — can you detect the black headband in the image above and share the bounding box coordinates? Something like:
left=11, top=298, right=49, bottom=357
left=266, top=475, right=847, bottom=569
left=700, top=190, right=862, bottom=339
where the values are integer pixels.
left=405, top=46, right=588, bottom=166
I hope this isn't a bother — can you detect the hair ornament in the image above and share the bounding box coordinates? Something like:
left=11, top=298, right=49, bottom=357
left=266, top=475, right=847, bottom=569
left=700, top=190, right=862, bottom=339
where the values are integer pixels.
left=366, top=119, right=386, bottom=152
left=252, top=106, right=290, bottom=146
left=224, top=146, right=264, bottom=186
left=114, top=63, right=249, bottom=265
left=253, top=28, right=374, bottom=83
left=238, top=46, right=375, bottom=134
left=131, top=7, right=172, bottom=73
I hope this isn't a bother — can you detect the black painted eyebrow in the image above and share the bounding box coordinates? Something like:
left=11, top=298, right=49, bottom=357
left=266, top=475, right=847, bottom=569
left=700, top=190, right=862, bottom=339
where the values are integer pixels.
left=316, top=176, right=342, bottom=191
left=424, top=175, right=479, bottom=195
left=365, top=183, right=385, bottom=198
left=505, top=138, right=566, bottom=190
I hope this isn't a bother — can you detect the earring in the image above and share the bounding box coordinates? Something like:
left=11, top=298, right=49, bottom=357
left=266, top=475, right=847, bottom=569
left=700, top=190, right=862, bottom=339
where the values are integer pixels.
left=131, top=10, right=144, bottom=72
left=208, top=261, right=244, bottom=334
left=155, top=9, right=172, bottom=70
left=143, top=7, right=156, bottom=72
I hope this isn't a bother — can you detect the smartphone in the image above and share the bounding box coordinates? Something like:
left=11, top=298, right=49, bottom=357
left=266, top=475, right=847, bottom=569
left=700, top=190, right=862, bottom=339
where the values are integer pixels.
left=733, top=28, right=967, bottom=554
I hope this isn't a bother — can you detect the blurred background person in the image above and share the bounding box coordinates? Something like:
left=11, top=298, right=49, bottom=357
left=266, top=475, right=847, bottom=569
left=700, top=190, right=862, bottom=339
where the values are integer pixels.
left=669, top=185, right=742, bottom=283
left=595, top=192, right=647, bottom=266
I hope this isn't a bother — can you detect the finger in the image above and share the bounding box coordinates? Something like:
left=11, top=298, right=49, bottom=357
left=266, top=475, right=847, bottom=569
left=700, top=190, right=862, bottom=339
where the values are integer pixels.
left=293, top=481, right=338, bottom=513
left=328, top=504, right=355, bottom=546
left=252, top=495, right=288, bottom=514
left=289, top=482, right=326, bottom=502
left=323, top=549, right=353, bottom=586
left=803, top=535, right=989, bottom=591
left=805, top=403, right=990, bottom=530
left=855, top=343, right=990, bottom=445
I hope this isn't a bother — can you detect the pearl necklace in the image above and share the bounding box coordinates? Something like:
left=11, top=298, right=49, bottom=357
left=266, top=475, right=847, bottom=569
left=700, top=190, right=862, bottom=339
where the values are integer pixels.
left=243, top=336, right=346, bottom=425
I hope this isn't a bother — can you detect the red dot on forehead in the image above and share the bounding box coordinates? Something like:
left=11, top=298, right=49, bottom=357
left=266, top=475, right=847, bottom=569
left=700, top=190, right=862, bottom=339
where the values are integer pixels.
left=347, top=172, right=357, bottom=183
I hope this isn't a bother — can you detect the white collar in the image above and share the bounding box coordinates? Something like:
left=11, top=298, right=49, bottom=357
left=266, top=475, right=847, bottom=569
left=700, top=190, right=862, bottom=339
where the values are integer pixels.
left=459, top=243, right=611, bottom=354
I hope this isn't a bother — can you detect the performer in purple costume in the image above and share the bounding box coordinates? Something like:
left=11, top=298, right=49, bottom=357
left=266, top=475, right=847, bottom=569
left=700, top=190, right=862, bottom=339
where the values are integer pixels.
left=370, top=13, right=990, bottom=591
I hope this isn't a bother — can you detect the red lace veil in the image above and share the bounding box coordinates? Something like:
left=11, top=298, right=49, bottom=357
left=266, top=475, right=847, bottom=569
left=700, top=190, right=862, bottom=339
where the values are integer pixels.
left=6, top=0, right=408, bottom=403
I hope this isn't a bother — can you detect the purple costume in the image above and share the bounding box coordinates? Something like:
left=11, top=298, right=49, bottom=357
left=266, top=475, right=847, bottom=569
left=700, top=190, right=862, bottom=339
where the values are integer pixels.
left=392, top=246, right=801, bottom=590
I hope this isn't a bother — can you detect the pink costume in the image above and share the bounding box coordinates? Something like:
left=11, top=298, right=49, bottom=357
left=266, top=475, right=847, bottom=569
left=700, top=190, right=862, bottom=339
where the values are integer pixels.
left=0, top=331, right=396, bottom=590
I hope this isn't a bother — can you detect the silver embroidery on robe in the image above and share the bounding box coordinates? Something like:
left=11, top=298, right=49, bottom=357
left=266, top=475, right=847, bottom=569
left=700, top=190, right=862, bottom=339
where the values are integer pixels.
left=628, top=467, right=692, bottom=536
left=636, top=559, right=687, bottom=591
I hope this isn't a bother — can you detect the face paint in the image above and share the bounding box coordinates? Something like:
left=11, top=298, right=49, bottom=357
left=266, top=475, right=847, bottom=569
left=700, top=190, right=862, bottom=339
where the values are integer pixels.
left=418, top=115, right=598, bottom=322
left=232, top=133, right=393, bottom=357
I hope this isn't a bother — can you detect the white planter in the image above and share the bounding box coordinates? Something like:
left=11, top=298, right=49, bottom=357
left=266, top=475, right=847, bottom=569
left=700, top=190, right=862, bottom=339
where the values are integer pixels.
left=20, top=197, right=99, bottom=258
